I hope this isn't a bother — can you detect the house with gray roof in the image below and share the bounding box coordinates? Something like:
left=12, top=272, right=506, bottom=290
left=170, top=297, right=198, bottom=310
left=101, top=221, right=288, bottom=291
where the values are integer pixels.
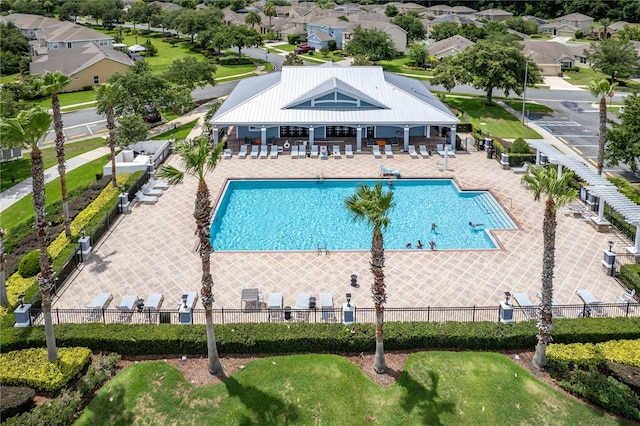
left=522, top=40, right=576, bottom=76
left=428, top=35, right=474, bottom=59
left=210, top=63, right=459, bottom=152
left=475, top=8, right=513, bottom=22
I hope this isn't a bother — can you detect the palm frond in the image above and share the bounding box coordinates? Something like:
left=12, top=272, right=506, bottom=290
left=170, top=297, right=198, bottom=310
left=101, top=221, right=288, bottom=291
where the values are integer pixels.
left=156, top=165, right=184, bottom=185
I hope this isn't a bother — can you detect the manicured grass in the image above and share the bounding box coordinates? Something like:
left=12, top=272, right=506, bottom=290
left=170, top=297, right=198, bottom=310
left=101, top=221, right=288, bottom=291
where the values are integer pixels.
left=75, top=352, right=627, bottom=425
left=0, top=73, right=19, bottom=84
left=444, top=96, right=543, bottom=139
left=377, top=58, right=434, bottom=79
left=0, top=137, right=106, bottom=192
left=563, top=68, right=609, bottom=86
left=504, top=101, right=554, bottom=113
left=151, top=119, right=198, bottom=140
left=1, top=155, right=109, bottom=231
left=214, top=64, right=255, bottom=78
left=34, top=90, right=97, bottom=109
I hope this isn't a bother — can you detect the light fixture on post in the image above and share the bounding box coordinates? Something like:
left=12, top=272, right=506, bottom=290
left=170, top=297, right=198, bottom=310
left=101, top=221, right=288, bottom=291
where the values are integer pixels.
left=608, top=240, right=615, bottom=252
left=346, top=293, right=352, bottom=307
left=18, top=293, right=25, bottom=308
left=504, top=291, right=512, bottom=305
left=182, top=293, right=188, bottom=309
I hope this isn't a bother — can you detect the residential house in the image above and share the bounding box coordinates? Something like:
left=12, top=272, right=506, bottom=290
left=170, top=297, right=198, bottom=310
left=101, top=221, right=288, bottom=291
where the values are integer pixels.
left=475, top=8, right=513, bottom=22
left=595, top=21, right=632, bottom=40
left=30, top=43, right=134, bottom=92
left=557, top=13, right=593, bottom=33
left=523, top=40, right=576, bottom=76
left=450, top=6, right=477, bottom=16
left=428, top=35, right=474, bottom=59
left=425, top=5, right=453, bottom=16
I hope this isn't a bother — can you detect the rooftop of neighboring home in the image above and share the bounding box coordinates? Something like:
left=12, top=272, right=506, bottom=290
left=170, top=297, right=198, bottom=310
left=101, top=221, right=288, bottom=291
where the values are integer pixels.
left=428, top=35, right=475, bottom=56
left=30, top=42, right=133, bottom=76
left=522, top=40, right=575, bottom=63
left=557, top=12, right=594, bottom=22
left=476, top=8, right=513, bottom=17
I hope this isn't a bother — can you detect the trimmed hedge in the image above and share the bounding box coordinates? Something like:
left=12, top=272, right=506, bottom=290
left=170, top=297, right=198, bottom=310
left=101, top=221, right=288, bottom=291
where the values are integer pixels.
left=620, top=264, right=640, bottom=294
left=2, top=318, right=639, bottom=356
left=0, top=386, right=35, bottom=419
left=17, top=250, right=40, bottom=278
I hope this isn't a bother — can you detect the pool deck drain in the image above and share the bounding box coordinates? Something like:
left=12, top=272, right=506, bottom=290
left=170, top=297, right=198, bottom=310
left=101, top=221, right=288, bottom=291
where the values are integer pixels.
left=54, top=150, right=627, bottom=312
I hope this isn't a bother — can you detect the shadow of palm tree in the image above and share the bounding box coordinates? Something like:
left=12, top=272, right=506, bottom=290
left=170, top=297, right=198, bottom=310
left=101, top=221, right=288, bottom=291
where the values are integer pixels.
left=82, top=383, right=134, bottom=424
left=223, top=376, right=301, bottom=425
left=396, top=370, right=455, bottom=425
left=89, top=250, right=116, bottom=273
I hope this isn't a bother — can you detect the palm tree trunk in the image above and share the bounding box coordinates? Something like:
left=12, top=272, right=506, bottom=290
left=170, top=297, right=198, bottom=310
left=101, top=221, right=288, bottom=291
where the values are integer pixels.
left=597, top=96, right=607, bottom=175
left=106, top=105, right=117, bottom=188
left=533, top=198, right=556, bottom=369
left=52, top=93, right=71, bottom=237
left=371, top=229, right=387, bottom=374
left=195, top=179, right=223, bottom=375
left=31, top=146, right=58, bottom=362
left=0, top=229, right=7, bottom=307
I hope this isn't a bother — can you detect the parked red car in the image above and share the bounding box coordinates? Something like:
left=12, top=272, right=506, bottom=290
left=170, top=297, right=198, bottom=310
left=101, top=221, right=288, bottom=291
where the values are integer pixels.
left=294, top=44, right=315, bottom=54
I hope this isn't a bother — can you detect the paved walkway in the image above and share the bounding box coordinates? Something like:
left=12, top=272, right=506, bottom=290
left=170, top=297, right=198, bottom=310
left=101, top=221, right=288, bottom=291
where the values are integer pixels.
left=543, top=76, right=585, bottom=91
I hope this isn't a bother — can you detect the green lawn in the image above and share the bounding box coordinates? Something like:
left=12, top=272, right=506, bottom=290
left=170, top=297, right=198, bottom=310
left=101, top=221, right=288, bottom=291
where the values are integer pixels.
left=1, top=155, right=108, bottom=231
left=563, top=68, right=609, bottom=87
left=444, top=96, right=543, bottom=139
left=0, top=137, right=106, bottom=192
left=34, top=90, right=97, bottom=109
left=75, top=352, right=627, bottom=425
left=0, top=73, right=19, bottom=84
left=504, top=101, right=554, bottom=113
left=152, top=119, right=198, bottom=140
left=377, top=58, right=434, bottom=79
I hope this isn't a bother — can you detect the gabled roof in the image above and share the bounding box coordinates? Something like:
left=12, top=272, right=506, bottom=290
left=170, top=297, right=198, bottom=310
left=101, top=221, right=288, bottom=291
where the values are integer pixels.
left=30, top=43, right=133, bottom=76
left=428, top=35, right=474, bottom=56
left=451, top=6, right=477, bottom=14
left=557, top=13, right=593, bottom=22
left=211, top=64, right=458, bottom=127
left=522, top=40, right=575, bottom=64
left=432, top=14, right=476, bottom=25
left=476, top=8, right=512, bottom=16
left=2, top=13, right=59, bottom=30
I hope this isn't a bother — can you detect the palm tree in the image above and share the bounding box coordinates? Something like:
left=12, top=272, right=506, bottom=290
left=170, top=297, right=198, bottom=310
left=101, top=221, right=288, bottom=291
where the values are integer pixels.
left=521, top=165, right=578, bottom=369
left=0, top=107, right=57, bottom=362
left=599, top=18, right=612, bottom=40
left=42, top=71, right=72, bottom=237
left=0, top=229, right=7, bottom=307
left=245, top=10, right=261, bottom=28
left=264, top=2, right=276, bottom=27
left=95, top=83, right=123, bottom=188
left=344, top=182, right=395, bottom=374
left=157, top=136, right=224, bottom=375
left=589, top=78, right=617, bottom=175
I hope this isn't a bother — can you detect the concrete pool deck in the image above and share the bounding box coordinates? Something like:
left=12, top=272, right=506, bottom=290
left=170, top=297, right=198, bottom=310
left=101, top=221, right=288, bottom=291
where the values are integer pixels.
left=53, top=148, right=628, bottom=313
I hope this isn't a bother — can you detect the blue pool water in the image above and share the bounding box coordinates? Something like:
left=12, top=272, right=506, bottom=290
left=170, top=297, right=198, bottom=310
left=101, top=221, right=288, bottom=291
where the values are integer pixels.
left=210, top=179, right=516, bottom=251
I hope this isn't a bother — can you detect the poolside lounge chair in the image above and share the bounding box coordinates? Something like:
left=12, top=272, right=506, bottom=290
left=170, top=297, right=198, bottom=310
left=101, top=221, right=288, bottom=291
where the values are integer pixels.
left=298, top=144, right=306, bottom=158
left=408, top=145, right=419, bottom=159
left=310, top=145, right=319, bottom=158
left=142, top=293, right=164, bottom=323
left=345, top=145, right=354, bottom=158
left=141, top=184, right=162, bottom=197
left=148, top=178, right=170, bottom=189
left=617, top=289, right=636, bottom=303
left=295, top=293, right=311, bottom=322
left=511, top=163, right=529, bottom=174
left=384, top=145, right=393, bottom=158
left=259, top=145, right=268, bottom=159
left=512, top=292, right=539, bottom=320
left=268, top=292, right=283, bottom=322
left=436, top=144, right=456, bottom=157
left=270, top=144, right=278, bottom=159
left=116, top=294, right=138, bottom=323
left=223, top=149, right=232, bottom=160
left=238, top=145, right=248, bottom=159
left=290, top=145, right=299, bottom=159
left=250, top=145, right=259, bottom=159
left=536, top=292, right=565, bottom=318
left=576, top=289, right=608, bottom=317
left=135, top=191, right=157, bottom=204
left=84, top=292, right=113, bottom=322
left=319, top=292, right=335, bottom=322
left=380, top=165, right=400, bottom=178
left=372, top=145, right=382, bottom=159
left=419, top=145, right=429, bottom=158
left=333, top=145, right=341, bottom=159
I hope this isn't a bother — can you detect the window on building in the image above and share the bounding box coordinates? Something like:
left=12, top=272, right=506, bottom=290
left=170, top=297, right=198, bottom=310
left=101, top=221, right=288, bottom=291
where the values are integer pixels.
left=93, top=76, right=99, bottom=84
left=580, top=57, right=587, bottom=64
left=67, top=42, right=72, bottom=48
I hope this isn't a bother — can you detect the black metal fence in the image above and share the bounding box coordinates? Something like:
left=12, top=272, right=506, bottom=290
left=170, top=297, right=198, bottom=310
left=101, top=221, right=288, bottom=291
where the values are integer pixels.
left=26, top=302, right=640, bottom=326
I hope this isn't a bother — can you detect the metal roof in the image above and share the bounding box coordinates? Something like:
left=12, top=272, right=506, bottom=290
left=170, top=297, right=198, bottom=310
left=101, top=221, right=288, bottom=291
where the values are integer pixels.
left=211, top=64, right=459, bottom=127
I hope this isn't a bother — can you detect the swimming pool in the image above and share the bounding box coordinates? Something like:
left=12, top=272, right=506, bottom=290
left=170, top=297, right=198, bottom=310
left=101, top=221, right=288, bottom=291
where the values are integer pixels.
left=210, top=179, right=516, bottom=251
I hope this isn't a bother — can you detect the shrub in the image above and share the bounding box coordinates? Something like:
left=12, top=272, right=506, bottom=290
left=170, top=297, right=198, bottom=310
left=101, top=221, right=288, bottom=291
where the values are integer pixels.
left=288, top=34, right=300, bottom=45
left=0, top=272, right=37, bottom=322
left=17, top=250, right=40, bottom=278
left=4, top=388, right=82, bottom=426
left=0, top=347, right=91, bottom=391
left=0, top=386, right=35, bottom=419
left=619, top=264, right=640, bottom=294
left=510, top=138, right=531, bottom=154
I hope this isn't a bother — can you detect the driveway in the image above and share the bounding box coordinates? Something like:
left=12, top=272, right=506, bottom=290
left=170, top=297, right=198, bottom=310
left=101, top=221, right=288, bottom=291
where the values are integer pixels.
left=543, top=76, right=585, bottom=91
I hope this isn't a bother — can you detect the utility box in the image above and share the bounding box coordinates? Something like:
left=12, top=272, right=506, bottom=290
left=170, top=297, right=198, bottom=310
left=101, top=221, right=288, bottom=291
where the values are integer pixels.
left=178, top=305, right=192, bottom=324
left=500, top=153, right=510, bottom=170
left=342, top=303, right=355, bottom=325
left=602, top=250, right=616, bottom=276
left=14, top=304, right=32, bottom=327
left=499, top=302, right=513, bottom=323
left=78, top=236, right=92, bottom=262
left=118, top=193, right=130, bottom=213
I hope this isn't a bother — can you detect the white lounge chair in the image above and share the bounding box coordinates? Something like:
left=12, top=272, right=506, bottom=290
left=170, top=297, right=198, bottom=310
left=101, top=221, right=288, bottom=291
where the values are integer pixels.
left=419, top=145, right=429, bottom=158
left=319, top=292, right=335, bottom=322
left=268, top=292, right=283, bottom=322
left=380, top=165, right=400, bottom=177
left=320, top=145, right=329, bottom=160
left=290, top=145, right=299, bottom=159
left=135, top=191, right=157, bottom=204
left=259, top=145, right=268, bottom=159
left=345, top=145, right=354, bottom=158
left=142, top=293, right=164, bottom=323
left=141, top=184, right=162, bottom=197
left=310, top=145, right=319, bottom=158
left=512, top=292, right=538, bottom=320
left=511, top=163, right=529, bottom=174
left=436, top=143, right=456, bottom=157
left=238, top=145, right=248, bottom=159
left=384, top=145, right=393, bottom=158
left=372, top=145, right=382, bottom=159
left=408, top=145, right=419, bottom=159
left=148, top=178, right=170, bottom=189
left=269, top=145, right=278, bottom=159
left=84, top=292, right=113, bottom=322
left=298, top=144, right=306, bottom=159
left=250, top=145, right=259, bottom=159
left=294, top=293, right=311, bottom=322
left=576, top=289, right=608, bottom=317
left=333, top=145, right=341, bottom=159
left=617, top=289, right=636, bottom=303
left=116, top=294, right=138, bottom=323
left=223, top=149, right=232, bottom=159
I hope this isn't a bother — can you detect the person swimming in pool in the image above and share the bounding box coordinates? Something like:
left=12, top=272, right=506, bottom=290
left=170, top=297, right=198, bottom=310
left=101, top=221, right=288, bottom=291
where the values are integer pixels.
left=416, top=240, right=424, bottom=249
left=431, top=223, right=437, bottom=232
left=405, top=242, right=412, bottom=248
left=468, top=221, right=485, bottom=228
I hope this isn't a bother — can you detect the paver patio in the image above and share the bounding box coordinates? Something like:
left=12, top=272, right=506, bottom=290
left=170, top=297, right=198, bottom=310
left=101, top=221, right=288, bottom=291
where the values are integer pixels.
left=53, top=148, right=627, bottom=316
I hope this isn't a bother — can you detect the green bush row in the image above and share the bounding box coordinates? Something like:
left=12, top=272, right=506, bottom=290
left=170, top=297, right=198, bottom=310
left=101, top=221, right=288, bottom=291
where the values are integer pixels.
left=619, top=264, right=640, bottom=294
left=2, top=318, right=639, bottom=356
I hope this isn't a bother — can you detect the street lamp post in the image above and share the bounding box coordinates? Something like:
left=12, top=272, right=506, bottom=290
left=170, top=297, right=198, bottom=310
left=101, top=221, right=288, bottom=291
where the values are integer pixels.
left=521, top=58, right=530, bottom=125
left=265, top=49, right=269, bottom=62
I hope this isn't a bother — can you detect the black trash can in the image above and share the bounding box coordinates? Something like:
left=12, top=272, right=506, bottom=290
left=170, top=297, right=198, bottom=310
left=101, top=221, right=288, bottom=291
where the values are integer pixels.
left=309, top=297, right=316, bottom=309
left=486, top=148, right=494, bottom=159
left=284, top=306, right=292, bottom=321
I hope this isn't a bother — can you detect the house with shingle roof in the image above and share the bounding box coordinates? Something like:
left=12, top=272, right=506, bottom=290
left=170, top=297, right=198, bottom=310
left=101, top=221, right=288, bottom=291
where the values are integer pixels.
left=30, top=43, right=134, bottom=92
left=428, top=35, right=474, bottom=59
left=522, top=40, right=576, bottom=76
left=475, top=8, right=513, bottom=22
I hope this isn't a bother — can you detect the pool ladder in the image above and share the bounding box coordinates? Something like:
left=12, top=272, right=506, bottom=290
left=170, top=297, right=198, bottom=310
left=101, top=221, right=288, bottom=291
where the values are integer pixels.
left=317, top=243, right=330, bottom=256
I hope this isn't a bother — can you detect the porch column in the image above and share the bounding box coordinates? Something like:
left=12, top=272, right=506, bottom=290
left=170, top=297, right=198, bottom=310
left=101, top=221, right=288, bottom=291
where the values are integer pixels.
left=403, top=126, right=409, bottom=151
left=449, top=126, right=456, bottom=148
left=536, top=150, right=541, bottom=165
left=261, top=126, right=267, bottom=146
left=598, top=197, right=605, bottom=222
left=309, top=125, right=315, bottom=147
left=557, top=163, right=562, bottom=178
left=213, top=125, right=219, bottom=144
left=356, top=126, right=362, bottom=152
left=426, top=125, right=431, bottom=138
